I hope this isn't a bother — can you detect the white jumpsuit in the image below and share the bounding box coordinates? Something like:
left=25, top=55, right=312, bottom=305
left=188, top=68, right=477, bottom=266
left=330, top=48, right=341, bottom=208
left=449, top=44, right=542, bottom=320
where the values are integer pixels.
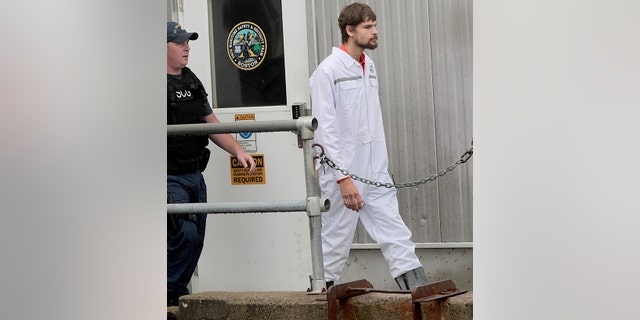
left=310, top=47, right=423, bottom=282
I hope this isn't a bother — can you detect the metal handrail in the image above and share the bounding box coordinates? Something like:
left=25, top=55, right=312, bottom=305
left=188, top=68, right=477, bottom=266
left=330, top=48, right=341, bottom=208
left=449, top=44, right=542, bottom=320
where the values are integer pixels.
left=167, top=199, right=330, bottom=214
left=167, top=117, right=317, bottom=135
left=167, top=115, right=328, bottom=294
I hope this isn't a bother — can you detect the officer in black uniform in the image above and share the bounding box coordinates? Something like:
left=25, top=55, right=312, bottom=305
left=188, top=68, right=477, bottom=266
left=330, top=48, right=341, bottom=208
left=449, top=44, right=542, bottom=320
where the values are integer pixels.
left=166, top=21, right=255, bottom=307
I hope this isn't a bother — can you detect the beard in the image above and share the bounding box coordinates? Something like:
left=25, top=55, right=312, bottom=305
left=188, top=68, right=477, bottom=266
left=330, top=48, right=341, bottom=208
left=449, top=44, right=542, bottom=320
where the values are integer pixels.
left=356, top=37, right=378, bottom=50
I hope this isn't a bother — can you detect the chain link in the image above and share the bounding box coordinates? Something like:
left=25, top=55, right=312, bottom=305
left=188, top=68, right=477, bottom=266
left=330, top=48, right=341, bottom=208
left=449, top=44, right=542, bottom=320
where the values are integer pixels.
left=313, top=144, right=473, bottom=189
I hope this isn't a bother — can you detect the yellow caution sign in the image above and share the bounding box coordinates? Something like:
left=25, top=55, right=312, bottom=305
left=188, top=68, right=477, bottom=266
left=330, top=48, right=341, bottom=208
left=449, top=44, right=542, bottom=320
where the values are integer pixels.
left=230, top=154, right=265, bottom=185
left=235, top=114, right=255, bottom=121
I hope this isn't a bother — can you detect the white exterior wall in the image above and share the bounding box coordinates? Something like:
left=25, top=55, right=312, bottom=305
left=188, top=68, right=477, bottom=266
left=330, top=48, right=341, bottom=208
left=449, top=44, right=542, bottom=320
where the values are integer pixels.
left=306, top=0, right=473, bottom=245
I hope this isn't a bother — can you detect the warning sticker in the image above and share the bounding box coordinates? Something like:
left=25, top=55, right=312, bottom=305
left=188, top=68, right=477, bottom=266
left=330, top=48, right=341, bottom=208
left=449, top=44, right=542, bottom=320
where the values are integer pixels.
left=230, top=154, right=265, bottom=185
left=235, top=113, right=257, bottom=153
left=235, top=114, right=255, bottom=121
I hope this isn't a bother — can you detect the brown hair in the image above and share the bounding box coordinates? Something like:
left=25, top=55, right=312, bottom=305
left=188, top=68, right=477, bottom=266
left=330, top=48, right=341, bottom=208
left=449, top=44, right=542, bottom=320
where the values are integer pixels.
left=338, top=3, right=377, bottom=43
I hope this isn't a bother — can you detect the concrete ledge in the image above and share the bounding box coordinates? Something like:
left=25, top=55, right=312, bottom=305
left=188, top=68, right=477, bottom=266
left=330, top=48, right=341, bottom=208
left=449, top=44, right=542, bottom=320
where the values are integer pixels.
left=172, top=291, right=472, bottom=320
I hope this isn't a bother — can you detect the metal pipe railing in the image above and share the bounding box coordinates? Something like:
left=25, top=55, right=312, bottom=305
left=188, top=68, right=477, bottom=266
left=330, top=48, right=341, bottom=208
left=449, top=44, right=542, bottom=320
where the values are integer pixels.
left=167, top=199, right=330, bottom=214
left=167, top=115, right=328, bottom=294
left=167, top=118, right=317, bottom=135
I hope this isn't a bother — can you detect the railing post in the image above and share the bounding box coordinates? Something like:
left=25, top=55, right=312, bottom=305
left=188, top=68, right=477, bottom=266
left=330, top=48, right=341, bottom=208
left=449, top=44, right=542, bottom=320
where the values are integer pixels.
left=299, top=115, right=328, bottom=294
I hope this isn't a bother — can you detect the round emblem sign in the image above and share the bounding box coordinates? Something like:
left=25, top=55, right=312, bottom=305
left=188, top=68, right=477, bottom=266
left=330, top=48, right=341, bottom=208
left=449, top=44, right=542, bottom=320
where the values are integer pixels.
left=227, top=21, right=267, bottom=71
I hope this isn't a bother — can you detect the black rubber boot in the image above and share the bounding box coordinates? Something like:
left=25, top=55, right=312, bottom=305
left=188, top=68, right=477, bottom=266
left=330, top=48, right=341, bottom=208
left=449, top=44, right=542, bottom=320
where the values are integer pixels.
left=167, top=293, right=181, bottom=307
left=326, top=280, right=334, bottom=289
left=394, top=267, right=429, bottom=290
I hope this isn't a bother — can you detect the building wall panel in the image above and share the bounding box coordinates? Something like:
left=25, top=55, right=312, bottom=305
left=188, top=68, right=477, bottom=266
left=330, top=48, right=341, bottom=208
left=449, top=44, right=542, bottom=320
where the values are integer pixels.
left=306, top=0, right=473, bottom=244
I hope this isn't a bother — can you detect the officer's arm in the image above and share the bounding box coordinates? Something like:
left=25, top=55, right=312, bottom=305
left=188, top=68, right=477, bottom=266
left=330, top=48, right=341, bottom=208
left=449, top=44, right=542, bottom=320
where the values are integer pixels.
left=204, top=113, right=256, bottom=174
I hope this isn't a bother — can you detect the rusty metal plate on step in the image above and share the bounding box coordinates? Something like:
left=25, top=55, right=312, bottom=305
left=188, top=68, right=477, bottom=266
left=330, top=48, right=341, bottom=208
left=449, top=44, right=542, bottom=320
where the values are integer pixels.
left=326, top=279, right=373, bottom=320
left=412, top=279, right=467, bottom=303
left=411, top=279, right=468, bottom=320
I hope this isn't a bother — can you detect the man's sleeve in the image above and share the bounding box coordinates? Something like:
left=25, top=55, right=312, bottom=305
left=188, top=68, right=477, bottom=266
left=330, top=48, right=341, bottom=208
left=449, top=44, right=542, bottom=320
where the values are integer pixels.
left=310, top=68, right=348, bottom=182
left=203, top=99, right=213, bottom=117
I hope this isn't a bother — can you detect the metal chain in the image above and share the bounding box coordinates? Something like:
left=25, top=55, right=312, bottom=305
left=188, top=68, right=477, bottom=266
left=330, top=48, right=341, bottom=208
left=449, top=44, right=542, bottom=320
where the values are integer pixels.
left=313, top=144, right=473, bottom=189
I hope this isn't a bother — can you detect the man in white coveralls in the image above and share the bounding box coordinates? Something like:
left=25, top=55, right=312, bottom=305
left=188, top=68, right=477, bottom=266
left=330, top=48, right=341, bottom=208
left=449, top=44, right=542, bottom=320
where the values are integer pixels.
left=309, top=2, right=429, bottom=290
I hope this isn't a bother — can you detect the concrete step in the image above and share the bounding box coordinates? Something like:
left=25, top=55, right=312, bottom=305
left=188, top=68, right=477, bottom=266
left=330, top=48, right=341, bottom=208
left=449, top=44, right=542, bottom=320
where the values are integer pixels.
left=169, top=290, right=472, bottom=320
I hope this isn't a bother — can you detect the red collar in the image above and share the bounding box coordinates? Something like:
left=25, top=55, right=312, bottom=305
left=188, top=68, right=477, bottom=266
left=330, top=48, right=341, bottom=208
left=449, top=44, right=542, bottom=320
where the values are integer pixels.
left=340, top=44, right=366, bottom=70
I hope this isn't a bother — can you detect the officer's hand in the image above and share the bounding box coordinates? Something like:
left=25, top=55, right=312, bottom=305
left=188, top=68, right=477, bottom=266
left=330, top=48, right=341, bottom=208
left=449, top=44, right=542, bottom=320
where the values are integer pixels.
left=236, top=151, right=256, bottom=174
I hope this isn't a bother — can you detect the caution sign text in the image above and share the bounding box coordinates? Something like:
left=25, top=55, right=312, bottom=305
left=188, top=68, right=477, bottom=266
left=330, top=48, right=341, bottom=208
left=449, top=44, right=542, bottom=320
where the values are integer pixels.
left=235, top=114, right=255, bottom=121
left=230, top=154, right=265, bottom=185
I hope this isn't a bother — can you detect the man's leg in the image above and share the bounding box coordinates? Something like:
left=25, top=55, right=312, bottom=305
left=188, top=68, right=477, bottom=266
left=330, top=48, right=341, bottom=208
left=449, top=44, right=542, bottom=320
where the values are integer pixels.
left=167, top=217, right=199, bottom=305
left=359, top=175, right=428, bottom=290
left=319, top=174, right=360, bottom=284
left=167, top=172, right=207, bottom=305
